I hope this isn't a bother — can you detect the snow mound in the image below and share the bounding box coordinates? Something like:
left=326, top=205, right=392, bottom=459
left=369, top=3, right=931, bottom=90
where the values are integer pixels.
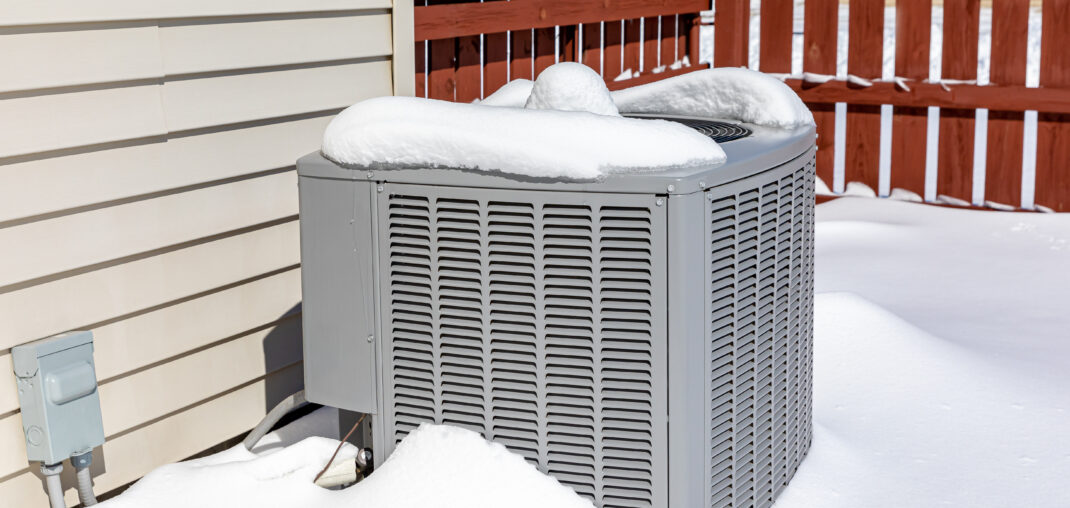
left=613, top=67, right=815, bottom=128
left=779, top=292, right=1070, bottom=508
left=102, top=425, right=593, bottom=508
left=343, top=424, right=593, bottom=508
left=478, top=78, right=532, bottom=107
left=321, top=96, right=725, bottom=179
left=100, top=437, right=360, bottom=508
left=524, top=62, right=619, bottom=116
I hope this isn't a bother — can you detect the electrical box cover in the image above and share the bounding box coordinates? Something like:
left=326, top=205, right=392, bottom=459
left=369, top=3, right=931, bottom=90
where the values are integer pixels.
left=12, top=331, right=105, bottom=465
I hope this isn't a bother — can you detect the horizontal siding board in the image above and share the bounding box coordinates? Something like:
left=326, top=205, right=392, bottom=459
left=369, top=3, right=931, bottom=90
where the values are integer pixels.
left=1, top=0, right=391, bottom=26
left=0, top=26, right=163, bottom=94
left=98, top=317, right=301, bottom=436
left=0, top=412, right=26, bottom=478
left=0, top=220, right=300, bottom=351
left=0, top=171, right=298, bottom=288
left=0, top=364, right=303, bottom=507
left=159, top=14, right=393, bottom=75
left=161, top=60, right=391, bottom=132
left=0, top=85, right=167, bottom=159
left=0, top=268, right=302, bottom=415
left=0, top=115, right=331, bottom=224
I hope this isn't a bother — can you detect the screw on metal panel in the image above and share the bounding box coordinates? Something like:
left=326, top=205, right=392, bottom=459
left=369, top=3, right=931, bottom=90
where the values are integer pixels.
left=707, top=192, right=714, bottom=201
left=699, top=181, right=706, bottom=188
left=666, top=184, right=676, bottom=192
left=655, top=198, right=665, bottom=207
left=366, top=171, right=374, bottom=179
left=366, top=335, right=374, bottom=343
left=376, top=184, right=384, bottom=192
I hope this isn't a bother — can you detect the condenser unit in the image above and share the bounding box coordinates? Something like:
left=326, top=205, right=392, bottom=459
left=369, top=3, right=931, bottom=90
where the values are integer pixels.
left=297, top=115, right=816, bottom=508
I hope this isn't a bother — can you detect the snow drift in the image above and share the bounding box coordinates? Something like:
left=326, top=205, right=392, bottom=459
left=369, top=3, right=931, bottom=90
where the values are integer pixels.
left=321, top=96, right=725, bottom=179
left=478, top=78, right=532, bottom=107
left=612, top=67, right=815, bottom=128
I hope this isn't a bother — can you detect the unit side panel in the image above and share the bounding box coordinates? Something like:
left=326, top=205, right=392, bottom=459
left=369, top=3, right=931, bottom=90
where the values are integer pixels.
left=375, top=183, right=668, bottom=507
left=299, top=176, right=378, bottom=413
left=703, top=149, right=816, bottom=508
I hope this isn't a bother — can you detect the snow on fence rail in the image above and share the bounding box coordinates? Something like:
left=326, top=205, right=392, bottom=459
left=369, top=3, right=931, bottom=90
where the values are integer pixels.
left=415, top=0, right=1070, bottom=212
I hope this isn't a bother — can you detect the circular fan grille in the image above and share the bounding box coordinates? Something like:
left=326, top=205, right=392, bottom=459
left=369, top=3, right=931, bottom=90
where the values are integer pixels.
left=648, top=117, right=752, bottom=143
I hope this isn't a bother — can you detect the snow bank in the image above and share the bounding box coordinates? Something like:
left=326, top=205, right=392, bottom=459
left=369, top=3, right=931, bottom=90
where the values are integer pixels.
left=102, top=424, right=592, bottom=508
left=100, top=437, right=360, bottom=508
left=478, top=78, right=532, bottom=107
left=321, top=96, right=725, bottom=179
left=524, top=62, right=619, bottom=116
left=613, top=67, right=814, bottom=128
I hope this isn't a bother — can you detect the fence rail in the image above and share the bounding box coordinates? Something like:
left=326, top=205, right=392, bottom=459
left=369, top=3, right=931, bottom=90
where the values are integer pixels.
left=413, top=0, right=1070, bottom=212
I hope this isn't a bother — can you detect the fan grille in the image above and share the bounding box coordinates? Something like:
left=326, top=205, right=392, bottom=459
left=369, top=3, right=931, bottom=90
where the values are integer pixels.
left=651, top=117, right=752, bottom=143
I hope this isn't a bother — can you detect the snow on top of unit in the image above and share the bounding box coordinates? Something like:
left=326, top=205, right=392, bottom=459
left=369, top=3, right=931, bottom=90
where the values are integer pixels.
left=478, top=78, right=533, bottom=107
left=101, top=423, right=593, bottom=508
left=524, top=62, right=620, bottom=116
left=321, top=95, right=725, bottom=179
left=613, top=67, right=815, bottom=128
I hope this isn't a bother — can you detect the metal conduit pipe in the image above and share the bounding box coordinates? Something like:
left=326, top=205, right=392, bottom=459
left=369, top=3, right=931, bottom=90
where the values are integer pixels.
left=72, top=452, right=97, bottom=506
left=41, top=463, right=65, bottom=508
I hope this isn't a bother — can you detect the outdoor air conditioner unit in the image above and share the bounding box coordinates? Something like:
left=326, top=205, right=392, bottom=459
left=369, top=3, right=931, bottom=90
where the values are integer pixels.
left=297, top=115, right=816, bottom=508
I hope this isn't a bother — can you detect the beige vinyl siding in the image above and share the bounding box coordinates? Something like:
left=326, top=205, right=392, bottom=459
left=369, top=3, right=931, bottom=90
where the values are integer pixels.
left=0, top=0, right=412, bottom=504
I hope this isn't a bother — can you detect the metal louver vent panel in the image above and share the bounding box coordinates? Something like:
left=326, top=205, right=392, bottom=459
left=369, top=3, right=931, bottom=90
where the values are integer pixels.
left=378, top=185, right=668, bottom=507
left=706, top=155, right=815, bottom=508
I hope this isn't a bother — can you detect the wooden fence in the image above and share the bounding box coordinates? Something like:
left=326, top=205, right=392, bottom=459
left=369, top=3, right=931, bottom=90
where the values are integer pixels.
left=414, top=0, right=1070, bottom=212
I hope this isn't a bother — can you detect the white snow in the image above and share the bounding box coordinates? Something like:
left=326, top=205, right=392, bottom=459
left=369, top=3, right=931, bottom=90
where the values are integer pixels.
left=339, top=424, right=592, bottom=508
left=613, top=67, right=815, bottom=128
left=524, top=62, right=619, bottom=116
left=321, top=95, right=725, bottom=180
left=477, top=78, right=532, bottom=107
left=777, top=198, right=1070, bottom=508
left=102, top=421, right=592, bottom=508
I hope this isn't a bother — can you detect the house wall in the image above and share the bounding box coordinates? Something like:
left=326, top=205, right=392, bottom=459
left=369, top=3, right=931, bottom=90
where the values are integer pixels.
left=0, top=1, right=413, bottom=505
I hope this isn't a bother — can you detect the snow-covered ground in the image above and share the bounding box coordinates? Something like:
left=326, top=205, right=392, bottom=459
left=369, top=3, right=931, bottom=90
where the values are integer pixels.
left=777, top=197, right=1070, bottom=507
left=103, top=198, right=1070, bottom=507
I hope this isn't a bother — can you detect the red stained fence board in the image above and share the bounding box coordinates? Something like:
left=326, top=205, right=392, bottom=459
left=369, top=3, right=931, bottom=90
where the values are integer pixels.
left=604, top=20, right=623, bottom=78
left=583, top=22, right=602, bottom=73
left=759, top=0, right=793, bottom=73
left=890, top=0, right=931, bottom=196
left=936, top=0, right=980, bottom=202
left=845, top=0, right=883, bottom=192
left=484, top=32, right=509, bottom=97
left=985, top=0, right=1029, bottom=207
left=1037, top=0, right=1070, bottom=212
left=803, top=0, right=838, bottom=187
left=714, top=0, right=749, bottom=68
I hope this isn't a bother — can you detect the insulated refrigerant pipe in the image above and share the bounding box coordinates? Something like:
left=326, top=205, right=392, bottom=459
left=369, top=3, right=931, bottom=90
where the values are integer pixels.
left=243, top=390, right=308, bottom=451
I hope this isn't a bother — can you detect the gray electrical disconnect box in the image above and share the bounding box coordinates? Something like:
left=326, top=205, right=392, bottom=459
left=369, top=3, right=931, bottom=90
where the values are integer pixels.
left=12, top=331, right=105, bottom=465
